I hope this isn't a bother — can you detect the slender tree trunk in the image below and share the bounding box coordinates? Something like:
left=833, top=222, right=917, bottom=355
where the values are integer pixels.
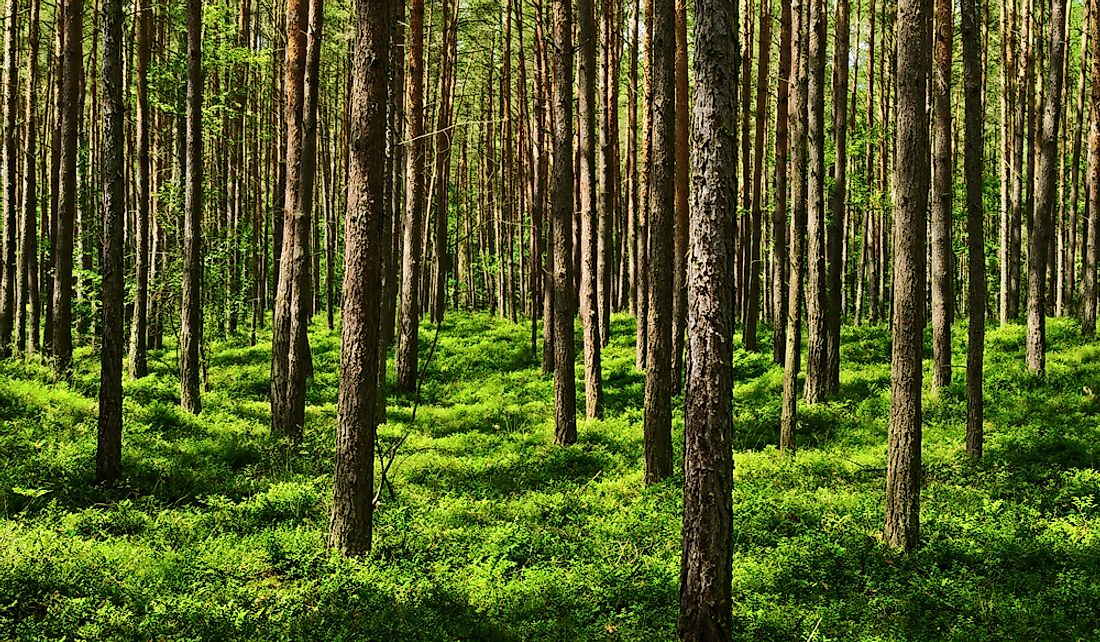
left=780, top=0, right=807, bottom=452
left=550, top=0, right=578, bottom=445
left=883, top=0, right=930, bottom=552
left=679, top=0, right=737, bottom=635
left=825, top=0, right=849, bottom=396
left=773, top=0, right=791, bottom=365
left=396, top=0, right=425, bottom=392
left=803, top=0, right=828, bottom=404
left=643, top=0, right=676, bottom=483
left=97, top=0, right=124, bottom=484
left=1026, top=0, right=1067, bottom=374
left=671, top=0, right=689, bottom=388
left=431, top=0, right=457, bottom=324
left=962, top=0, right=985, bottom=456
left=745, top=0, right=772, bottom=353
left=1086, top=0, right=1100, bottom=336
left=18, top=0, right=41, bottom=355
left=180, top=0, right=203, bottom=413
left=931, top=0, right=953, bottom=388
left=0, top=0, right=18, bottom=356
left=577, top=0, right=603, bottom=419
left=128, top=0, right=151, bottom=378
left=329, top=0, right=389, bottom=557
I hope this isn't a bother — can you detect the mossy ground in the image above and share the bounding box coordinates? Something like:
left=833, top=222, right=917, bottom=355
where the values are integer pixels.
left=2, top=313, right=1100, bottom=641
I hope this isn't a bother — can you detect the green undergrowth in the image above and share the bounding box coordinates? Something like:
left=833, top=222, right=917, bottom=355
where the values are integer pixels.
left=2, top=313, right=1100, bottom=641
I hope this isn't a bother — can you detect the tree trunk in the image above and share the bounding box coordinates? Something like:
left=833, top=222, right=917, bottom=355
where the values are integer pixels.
left=643, top=0, right=675, bottom=484
left=128, top=0, right=151, bottom=378
left=825, top=0, right=849, bottom=396
left=1086, top=0, right=1100, bottom=336
left=883, top=0, right=930, bottom=552
left=780, top=0, right=807, bottom=452
left=431, top=0, right=458, bottom=324
left=17, top=0, right=41, bottom=355
left=961, top=0, right=985, bottom=457
left=395, top=0, right=425, bottom=392
left=329, top=0, right=389, bottom=557
left=745, top=0, right=772, bottom=353
left=180, top=0, right=203, bottom=413
left=0, top=0, right=19, bottom=356
left=1025, top=0, right=1067, bottom=375
left=678, top=0, right=737, bottom=635
left=671, top=0, right=689, bottom=388
left=802, top=0, right=827, bottom=404
left=97, top=0, right=125, bottom=485
left=772, top=0, right=791, bottom=365
left=931, top=0, right=953, bottom=388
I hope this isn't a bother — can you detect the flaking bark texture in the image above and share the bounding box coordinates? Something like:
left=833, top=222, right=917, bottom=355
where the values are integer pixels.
left=884, top=0, right=930, bottom=552
left=678, top=0, right=737, bottom=635
left=803, top=0, right=828, bottom=404
left=328, top=0, right=390, bottom=556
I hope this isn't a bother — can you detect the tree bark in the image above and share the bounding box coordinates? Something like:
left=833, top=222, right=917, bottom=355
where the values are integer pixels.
left=578, top=0, right=604, bottom=419
left=745, top=0, right=772, bottom=354
left=671, top=0, right=689, bottom=387
left=550, top=0, right=578, bottom=445
left=883, top=0, right=930, bottom=552
left=1025, top=0, right=1067, bottom=375
left=961, top=0, right=985, bottom=457
left=97, top=0, right=125, bottom=485
left=678, top=0, right=737, bottom=635
left=0, top=0, right=19, bottom=356
left=931, top=0, right=953, bottom=388
left=180, top=0, right=203, bottom=413
left=1086, top=0, right=1100, bottom=336
left=643, top=0, right=676, bottom=483
left=395, top=0, right=425, bottom=392
left=773, top=0, right=791, bottom=365
left=329, top=0, right=389, bottom=557
left=825, top=0, right=849, bottom=396
left=128, top=0, right=151, bottom=378
left=802, top=0, right=827, bottom=404
left=17, top=0, right=41, bottom=355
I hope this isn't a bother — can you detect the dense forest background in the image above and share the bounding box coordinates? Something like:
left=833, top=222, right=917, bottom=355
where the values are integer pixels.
left=2, top=0, right=1100, bottom=638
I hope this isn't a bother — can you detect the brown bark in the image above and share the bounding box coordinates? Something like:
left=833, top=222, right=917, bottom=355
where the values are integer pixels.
left=802, top=0, right=827, bottom=404
left=128, top=0, right=151, bottom=377
left=678, top=0, right=737, bottom=635
left=772, top=0, right=791, bottom=365
left=550, top=0, right=578, bottom=445
left=180, top=0, right=203, bottom=413
left=17, top=0, right=41, bottom=355
left=961, top=0, right=985, bottom=457
left=745, top=0, right=772, bottom=353
left=1086, top=0, right=1100, bottom=336
left=825, top=0, right=849, bottom=396
left=395, top=0, right=425, bottom=392
left=578, top=0, right=604, bottom=419
left=97, top=0, right=124, bottom=484
left=329, top=0, right=389, bottom=557
left=884, top=0, right=930, bottom=552
left=671, top=0, right=689, bottom=387
left=1026, top=0, right=1068, bottom=375
left=0, top=0, right=18, bottom=356
left=780, top=0, right=807, bottom=453
left=643, top=0, right=676, bottom=483
left=431, top=0, right=458, bottom=324
left=931, top=0, right=953, bottom=388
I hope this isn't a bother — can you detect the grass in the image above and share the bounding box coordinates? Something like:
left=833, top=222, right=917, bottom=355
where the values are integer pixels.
left=2, top=312, right=1100, bottom=641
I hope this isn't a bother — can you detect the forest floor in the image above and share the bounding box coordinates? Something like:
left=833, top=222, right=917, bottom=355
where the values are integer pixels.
left=2, top=313, right=1100, bottom=641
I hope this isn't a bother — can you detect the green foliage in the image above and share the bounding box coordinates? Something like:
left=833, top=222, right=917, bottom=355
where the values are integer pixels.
left=4, top=314, right=1100, bottom=639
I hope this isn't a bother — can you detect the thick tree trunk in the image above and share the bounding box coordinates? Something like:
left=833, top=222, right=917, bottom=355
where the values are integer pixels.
left=671, top=0, right=689, bottom=388
left=1025, top=0, right=1067, bottom=375
left=678, top=0, right=737, bottom=635
left=578, top=0, right=603, bottom=419
left=180, top=0, right=203, bottom=413
left=931, top=0, right=953, bottom=388
left=97, top=0, right=125, bottom=485
left=643, top=0, right=675, bottom=484
left=961, top=0, right=985, bottom=457
left=329, top=0, right=389, bottom=557
left=884, top=0, right=930, bottom=552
